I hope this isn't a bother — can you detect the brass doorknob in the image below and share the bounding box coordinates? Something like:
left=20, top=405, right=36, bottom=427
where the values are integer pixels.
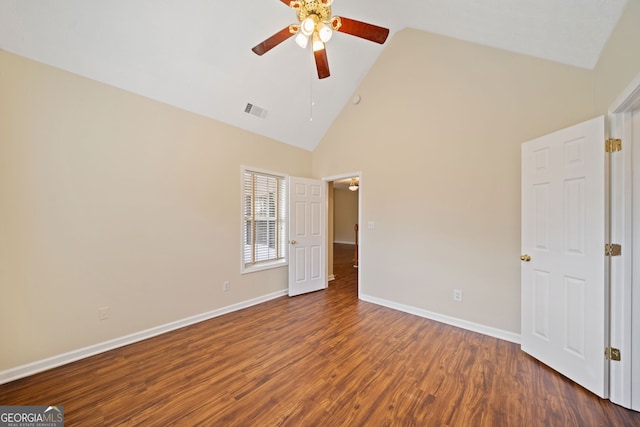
left=520, top=254, right=531, bottom=262
left=290, top=240, right=297, bottom=245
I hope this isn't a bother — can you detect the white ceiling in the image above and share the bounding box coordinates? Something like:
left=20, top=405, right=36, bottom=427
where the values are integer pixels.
left=0, top=0, right=628, bottom=151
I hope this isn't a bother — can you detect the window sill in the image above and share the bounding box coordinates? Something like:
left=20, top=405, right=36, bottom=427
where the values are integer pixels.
left=241, top=259, right=288, bottom=275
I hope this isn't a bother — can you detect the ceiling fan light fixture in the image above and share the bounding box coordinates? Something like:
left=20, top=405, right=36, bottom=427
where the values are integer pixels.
left=251, top=1, right=390, bottom=80
left=312, top=32, right=325, bottom=52
left=301, top=16, right=317, bottom=36
left=295, top=31, right=309, bottom=48
left=348, top=178, right=359, bottom=191
left=317, top=22, right=332, bottom=43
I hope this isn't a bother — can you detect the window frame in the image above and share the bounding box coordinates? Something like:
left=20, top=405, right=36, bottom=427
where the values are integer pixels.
left=240, top=166, right=288, bottom=274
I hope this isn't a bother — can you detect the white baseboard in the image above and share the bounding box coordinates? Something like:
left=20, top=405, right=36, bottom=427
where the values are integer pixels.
left=328, top=274, right=336, bottom=281
left=0, top=289, right=287, bottom=385
left=359, top=294, right=520, bottom=344
left=333, top=240, right=355, bottom=245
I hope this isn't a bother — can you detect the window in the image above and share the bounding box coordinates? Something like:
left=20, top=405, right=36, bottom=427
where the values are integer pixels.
left=242, top=167, right=287, bottom=273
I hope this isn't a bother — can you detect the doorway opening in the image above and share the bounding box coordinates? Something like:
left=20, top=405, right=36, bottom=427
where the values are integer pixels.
left=325, top=173, right=361, bottom=297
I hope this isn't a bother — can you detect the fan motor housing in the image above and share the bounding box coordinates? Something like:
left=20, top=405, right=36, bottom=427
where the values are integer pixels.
left=294, top=0, right=332, bottom=23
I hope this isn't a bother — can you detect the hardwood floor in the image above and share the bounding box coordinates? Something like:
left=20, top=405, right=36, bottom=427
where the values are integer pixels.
left=2, top=243, right=639, bottom=426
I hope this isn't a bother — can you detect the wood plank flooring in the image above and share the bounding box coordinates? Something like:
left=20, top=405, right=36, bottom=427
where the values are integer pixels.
left=2, top=243, right=639, bottom=426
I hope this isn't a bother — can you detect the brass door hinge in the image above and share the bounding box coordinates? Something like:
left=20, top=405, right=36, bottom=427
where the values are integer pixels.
left=605, top=243, right=622, bottom=256
left=606, top=138, right=622, bottom=153
left=605, top=347, right=621, bottom=361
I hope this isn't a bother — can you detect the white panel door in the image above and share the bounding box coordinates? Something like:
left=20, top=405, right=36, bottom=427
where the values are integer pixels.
left=288, top=177, right=326, bottom=297
left=521, top=116, right=607, bottom=397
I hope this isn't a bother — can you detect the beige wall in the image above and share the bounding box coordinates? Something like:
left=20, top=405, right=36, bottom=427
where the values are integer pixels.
left=0, top=51, right=312, bottom=370
left=334, top=189, right=359, bottom=244
left=594, top=0, right=640, bottom=112
left=313, top=29, right=597, bottom=333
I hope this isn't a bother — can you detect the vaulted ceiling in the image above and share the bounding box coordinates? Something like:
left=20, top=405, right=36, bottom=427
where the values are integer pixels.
left=0, top=0, right=628, bottom=151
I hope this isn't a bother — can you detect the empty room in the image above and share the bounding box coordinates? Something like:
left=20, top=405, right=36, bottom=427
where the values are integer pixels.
left=2, top=0, right=640, bottom=425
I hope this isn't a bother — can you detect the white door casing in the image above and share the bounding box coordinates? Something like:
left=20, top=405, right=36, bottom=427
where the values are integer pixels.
left=323, top=171, right=363, bottom=297
left=521, top=116, right=607, bottom=397
left=632, top=108, right=640, bottom=410
left=288, top=177, right=327, bottom=296
left=608, top=71, right=640, bottom=411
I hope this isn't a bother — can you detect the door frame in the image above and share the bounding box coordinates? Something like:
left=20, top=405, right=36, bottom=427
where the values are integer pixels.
left=323, top=172, right=362, bottom=296
left=608, top=71, right=640, bottom=410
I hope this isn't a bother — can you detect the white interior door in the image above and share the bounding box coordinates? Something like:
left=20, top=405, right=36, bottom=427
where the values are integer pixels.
left=521, top=116, right=607, bottom=397
left=288, top=177, right=326, bottom=296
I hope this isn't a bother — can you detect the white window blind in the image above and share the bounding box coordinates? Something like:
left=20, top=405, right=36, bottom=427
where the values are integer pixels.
left=242, top=168, right=287, bottom=271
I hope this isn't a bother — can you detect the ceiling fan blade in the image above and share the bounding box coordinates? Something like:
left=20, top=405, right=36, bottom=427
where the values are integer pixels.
left=314, top=48, right=330, bottom=79
left=252, top=27, right=294, bottom=56
left=336, top=17, right=389, bottom=44
left=279, top=0, right=293, bottom=6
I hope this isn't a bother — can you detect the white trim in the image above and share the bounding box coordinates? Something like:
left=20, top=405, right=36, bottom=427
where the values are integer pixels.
left=608, top=71, right=640, bottom=411
left=333, top=240, right=356, bottom=245
left=322, top=172, right=362, bottom=183
left=323, top=172, right=362, bottom=296
left=240, top=259, right=288, bottom=275
left=0, top=290, right=287, bottom=385
left=610, top=72, right=640, bottom=113
left=328, top=274, right=336, bottom=281
left=608, top=109, right=634, bottom=408
left=632, top=108, right=640, bottom=411
left=360, top=294, right=521, bottom=344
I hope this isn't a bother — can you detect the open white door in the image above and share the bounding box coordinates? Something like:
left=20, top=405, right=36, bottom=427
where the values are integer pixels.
left=521, top=116, right=607, bottom=397
left=288, top=177, right=326, bottom=296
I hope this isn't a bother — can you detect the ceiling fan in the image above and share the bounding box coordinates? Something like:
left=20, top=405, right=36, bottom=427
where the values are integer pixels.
left=251, top=0, right=390, bottom=79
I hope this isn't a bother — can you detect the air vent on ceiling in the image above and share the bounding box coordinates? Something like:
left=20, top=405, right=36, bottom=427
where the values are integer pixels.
left=244, top=103, right=268, bottom=119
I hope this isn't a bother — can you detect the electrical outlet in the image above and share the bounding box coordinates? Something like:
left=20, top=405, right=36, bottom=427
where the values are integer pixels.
left=453, top=290, right=463, bottom=302
left=98, top=306, right=110, bottom=320
left=223, top=281, right=231, bottom=292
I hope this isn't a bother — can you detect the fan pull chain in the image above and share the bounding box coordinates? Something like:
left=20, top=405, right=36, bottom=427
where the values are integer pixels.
left=309, top=58, right=314, bottom=122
